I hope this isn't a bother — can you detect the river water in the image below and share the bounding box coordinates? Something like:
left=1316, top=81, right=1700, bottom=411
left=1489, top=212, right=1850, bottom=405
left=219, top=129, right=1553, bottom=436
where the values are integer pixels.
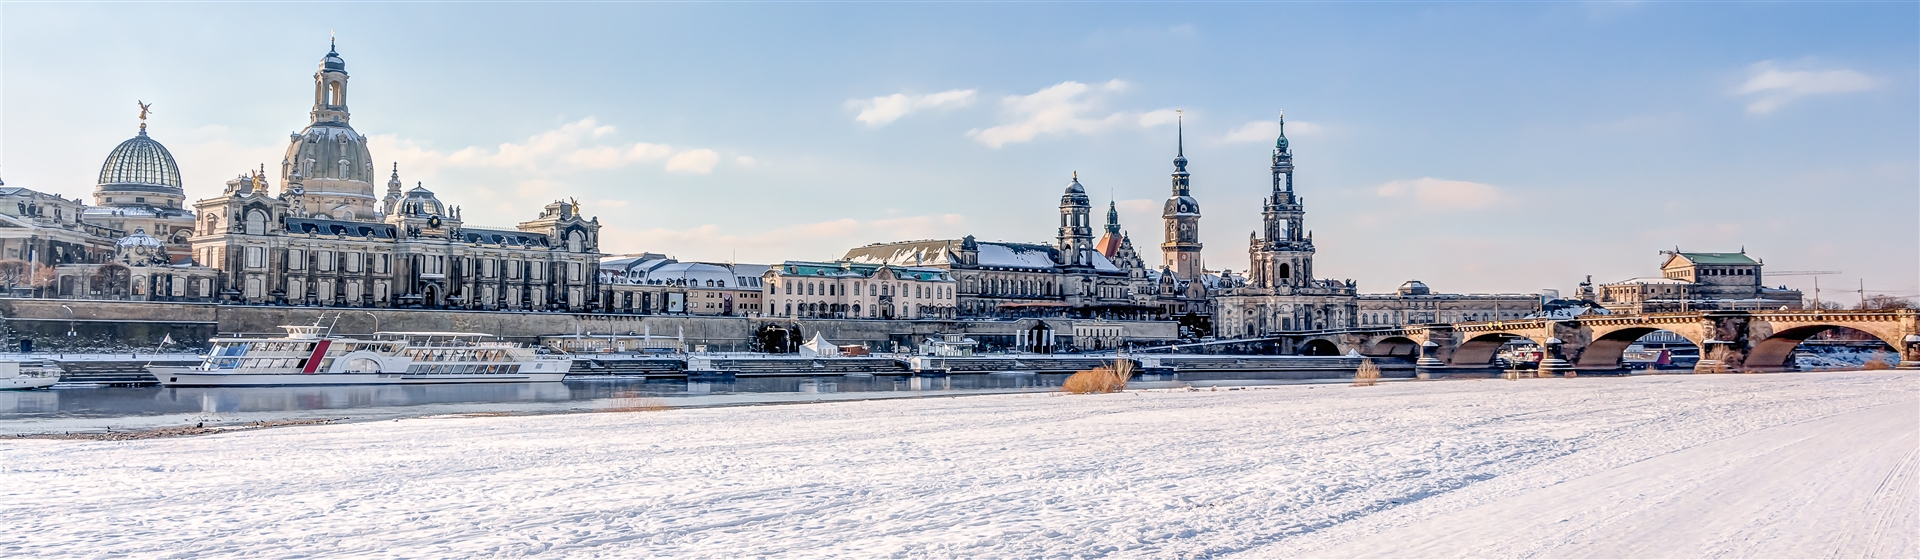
left=0, top=374, right=1107, bottom=435
left=0, top=370, right=1369, bottom=435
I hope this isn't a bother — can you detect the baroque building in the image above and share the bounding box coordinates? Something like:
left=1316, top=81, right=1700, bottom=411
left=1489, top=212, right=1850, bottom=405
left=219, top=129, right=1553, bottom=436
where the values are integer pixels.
left=0, top=113, right=221, bottom=301
left=1595, top=251, right=1802, bottom=313
left=188, top=42, right=602, bottom=309
left=842, top=174, right=1147, bottom=319
left=86, top=108, right=198, bottom=251
left=1214, top=113, right=1359, bottom=337
left=1148, top=120, right=1224, bottom=325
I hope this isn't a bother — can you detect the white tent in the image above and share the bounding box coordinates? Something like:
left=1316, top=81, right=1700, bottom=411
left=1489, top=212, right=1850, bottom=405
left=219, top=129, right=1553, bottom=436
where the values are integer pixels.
left=799, top=332, right=840, bottom=357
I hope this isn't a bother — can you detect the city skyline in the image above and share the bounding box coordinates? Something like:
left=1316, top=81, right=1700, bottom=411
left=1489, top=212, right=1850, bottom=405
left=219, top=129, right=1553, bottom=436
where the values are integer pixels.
left=2, top=3, right=1913, bottom=300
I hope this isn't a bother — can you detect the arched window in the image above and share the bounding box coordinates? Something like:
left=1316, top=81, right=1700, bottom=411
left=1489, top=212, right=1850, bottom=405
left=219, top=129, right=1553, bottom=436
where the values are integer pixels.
left=568, top=231, right=585, bottom=253
left=244, top=210, right=267, bottom=236
left=1278, top=263, right=1291, bottom=283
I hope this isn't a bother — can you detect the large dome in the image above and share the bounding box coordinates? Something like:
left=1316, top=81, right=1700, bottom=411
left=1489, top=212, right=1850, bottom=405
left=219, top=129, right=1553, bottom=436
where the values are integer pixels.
left=97, top=129, right=183, bottom=195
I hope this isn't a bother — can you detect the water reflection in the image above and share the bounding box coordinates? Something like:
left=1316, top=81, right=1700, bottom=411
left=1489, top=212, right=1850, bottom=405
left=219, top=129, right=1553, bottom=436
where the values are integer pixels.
left=1, top=373, right=1071, bottom=419
left=0, top=370, right=1347, bottom=421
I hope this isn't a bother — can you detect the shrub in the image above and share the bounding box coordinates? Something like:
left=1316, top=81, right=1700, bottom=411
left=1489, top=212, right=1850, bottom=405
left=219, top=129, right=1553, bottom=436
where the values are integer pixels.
left=603, top=390, right=669, bottom=412
left=1063, top=360, right=1133, bottom=394
left=1862, top=355, right=1892, bottom=370
left=1353, top=358, right=1381, bottom=387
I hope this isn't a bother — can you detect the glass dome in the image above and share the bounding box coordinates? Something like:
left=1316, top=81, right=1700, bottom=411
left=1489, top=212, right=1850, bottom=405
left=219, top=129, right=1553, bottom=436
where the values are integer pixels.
left=97, top=130, right=183, bottom=194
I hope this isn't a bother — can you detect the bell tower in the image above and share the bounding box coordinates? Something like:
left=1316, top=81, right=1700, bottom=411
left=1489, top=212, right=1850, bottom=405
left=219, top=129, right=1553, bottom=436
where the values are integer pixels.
left=1056, top=172, right=1094, bottom=267
left=1161, top=112, right=1204, bottom=280
left=1248, top=111, right=1315, bottom=289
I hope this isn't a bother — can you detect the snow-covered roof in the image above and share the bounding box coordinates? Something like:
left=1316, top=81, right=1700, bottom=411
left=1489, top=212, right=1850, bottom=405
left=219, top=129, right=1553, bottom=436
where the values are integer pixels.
left=976, top=242, right=1059, bottom=270
left=601, top=254, right=765, bottom=288
left=843, top=240, right=956, bottom=267
left=1090, top=251, right=1119, bottom=272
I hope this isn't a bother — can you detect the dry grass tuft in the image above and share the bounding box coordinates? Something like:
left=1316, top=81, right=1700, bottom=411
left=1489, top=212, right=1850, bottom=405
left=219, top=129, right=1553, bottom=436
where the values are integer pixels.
left=603, top=390, right=670, bottom=413
left=1353, top=358, right=1381, bottom=387
left=1862, top=354, right=1893, bottom=370
left=1062, top=359, right=1134, bottom=394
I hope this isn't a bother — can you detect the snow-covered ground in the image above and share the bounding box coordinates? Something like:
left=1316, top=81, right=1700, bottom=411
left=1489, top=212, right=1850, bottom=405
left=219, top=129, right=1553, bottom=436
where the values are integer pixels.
left=4, top=371, right=1914, bottom=558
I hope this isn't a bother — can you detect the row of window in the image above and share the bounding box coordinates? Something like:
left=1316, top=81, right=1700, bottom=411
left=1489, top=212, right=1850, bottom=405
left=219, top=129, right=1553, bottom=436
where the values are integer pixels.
left=777, top=281, right=951, bottom=299
left=223, top=247, right=585, bottom=284
left=406, top=364, right=522, bottom=375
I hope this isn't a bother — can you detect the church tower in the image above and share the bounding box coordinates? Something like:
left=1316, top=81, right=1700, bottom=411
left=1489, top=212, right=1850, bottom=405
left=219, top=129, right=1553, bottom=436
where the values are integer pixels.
left=1161, top=114, right=1204, bottom=280
left=1056, top=172, right=1094, bottom=267
left=1248, top=111, right=1315, bottom=288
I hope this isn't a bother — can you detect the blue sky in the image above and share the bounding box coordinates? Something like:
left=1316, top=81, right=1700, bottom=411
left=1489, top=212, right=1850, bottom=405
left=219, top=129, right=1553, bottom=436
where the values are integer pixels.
left=3, top=2, right=1914, bottom=300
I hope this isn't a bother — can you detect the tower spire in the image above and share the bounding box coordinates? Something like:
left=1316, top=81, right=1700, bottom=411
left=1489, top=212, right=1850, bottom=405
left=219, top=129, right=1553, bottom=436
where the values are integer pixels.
left=1172, top=109, right=1188, bottom=174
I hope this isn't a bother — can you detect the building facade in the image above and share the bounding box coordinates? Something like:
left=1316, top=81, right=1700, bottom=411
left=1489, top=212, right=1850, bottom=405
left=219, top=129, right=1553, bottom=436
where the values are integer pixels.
left=598, top=253, right=768, bottom=316
left=1355, top=281, right=1541, bottom=327
left=763, top=260, right=956, bottom=319
left=188, top=43, right=602, bottom=310
left=843, top=174, right=1148, bottom=320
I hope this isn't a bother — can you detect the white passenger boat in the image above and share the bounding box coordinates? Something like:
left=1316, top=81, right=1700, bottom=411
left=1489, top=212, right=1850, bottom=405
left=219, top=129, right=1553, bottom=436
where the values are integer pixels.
left=151, top=326, right=572, bottom=387
left=0, top=360, right=60, bottom=390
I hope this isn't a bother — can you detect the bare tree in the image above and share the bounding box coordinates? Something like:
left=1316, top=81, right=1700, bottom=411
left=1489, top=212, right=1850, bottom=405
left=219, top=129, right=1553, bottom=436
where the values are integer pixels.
left=1857, top=295, right=1916, bottom=311
left=90, top=264, right=131, bottom=299
left=0, top=259, right=29, bottom=293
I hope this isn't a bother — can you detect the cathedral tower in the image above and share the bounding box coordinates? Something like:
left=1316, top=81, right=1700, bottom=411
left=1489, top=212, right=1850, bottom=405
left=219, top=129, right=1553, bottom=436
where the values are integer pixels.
left=1161, top=114, right=1204, bottom=280
left=1056, top=172, right=1094, bottom=267
left=1248, top=111, right=1315, bottom=288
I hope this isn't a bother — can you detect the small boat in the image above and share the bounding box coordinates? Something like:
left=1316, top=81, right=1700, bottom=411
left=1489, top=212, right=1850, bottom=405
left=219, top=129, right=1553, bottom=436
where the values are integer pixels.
left=0, top=359, right=60, bottom=390
left=151, top=325, right=571, bottom=387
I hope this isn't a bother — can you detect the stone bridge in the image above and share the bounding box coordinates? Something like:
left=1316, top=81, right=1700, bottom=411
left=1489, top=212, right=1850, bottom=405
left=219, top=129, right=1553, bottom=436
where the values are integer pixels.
left=1282, top=310, right=1918, bottom=375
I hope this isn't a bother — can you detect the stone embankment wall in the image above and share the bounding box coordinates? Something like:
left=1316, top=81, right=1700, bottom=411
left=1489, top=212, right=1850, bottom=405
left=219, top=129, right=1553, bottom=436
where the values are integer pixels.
left=0, top=299, right=1177, bottom=352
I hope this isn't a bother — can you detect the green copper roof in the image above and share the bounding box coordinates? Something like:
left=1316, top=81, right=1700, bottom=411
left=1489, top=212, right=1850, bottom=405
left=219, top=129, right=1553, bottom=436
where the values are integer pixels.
left=1675, top=252, right=1758, bottom=265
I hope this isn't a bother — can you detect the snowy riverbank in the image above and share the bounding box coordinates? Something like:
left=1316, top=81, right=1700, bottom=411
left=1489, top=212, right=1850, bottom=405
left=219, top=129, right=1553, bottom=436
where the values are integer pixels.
left=5, top=371, right=1915, bottom=558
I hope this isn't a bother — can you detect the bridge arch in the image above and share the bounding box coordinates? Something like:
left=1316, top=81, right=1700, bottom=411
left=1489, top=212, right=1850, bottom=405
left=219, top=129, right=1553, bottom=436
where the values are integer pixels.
left=1454, top=332, right=1531, bottom=366
left=1576, top=327, right=1702, bottom=369
left=1365, top=336, right=1420, bottom=360
left=1742, top=324, right=1904, bottom=372
left=1297, top=338, right=1342, bottom=356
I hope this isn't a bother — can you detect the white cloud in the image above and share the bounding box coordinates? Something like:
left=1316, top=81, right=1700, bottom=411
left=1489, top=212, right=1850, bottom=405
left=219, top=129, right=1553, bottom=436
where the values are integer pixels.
left=599, top=214, right=969, bottom=262
left=1221, top=119, right=1326, bottom=143
left=966, top=80, right=1176, bottom=148
left=734, top=155, right=757, bottom=167
left=1374, top=178, right=1506, bottom=209
left=665, top=149, right=720, bottom=174
left=368, top=117, right=725, bottom=175
left=848, top=89, right=978, bottom=126
left=1734, top=61, right=1875, bottom=114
